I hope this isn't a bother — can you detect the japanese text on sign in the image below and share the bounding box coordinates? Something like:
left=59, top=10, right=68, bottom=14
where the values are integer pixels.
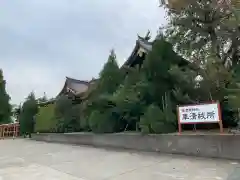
left=178, top=103, right=220, bottom=124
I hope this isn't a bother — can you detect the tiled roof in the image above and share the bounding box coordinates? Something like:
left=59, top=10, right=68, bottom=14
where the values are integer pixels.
left=122, top=35, right=153, bottom=67
left=138, top=39, right=152, bottom=51
left=66, top=77, right=89, bottom=85
left=57, top=77, right=90, bottom=97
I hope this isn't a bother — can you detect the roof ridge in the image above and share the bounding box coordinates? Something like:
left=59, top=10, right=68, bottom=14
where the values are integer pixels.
left=66, top=76, right=89, bottom=84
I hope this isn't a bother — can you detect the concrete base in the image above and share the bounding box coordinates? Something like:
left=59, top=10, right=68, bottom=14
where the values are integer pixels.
left=32, top=133, right=240, bottom=160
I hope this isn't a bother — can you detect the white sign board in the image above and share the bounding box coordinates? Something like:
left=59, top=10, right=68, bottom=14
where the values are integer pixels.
left=178, top=103, right=220, bottom=124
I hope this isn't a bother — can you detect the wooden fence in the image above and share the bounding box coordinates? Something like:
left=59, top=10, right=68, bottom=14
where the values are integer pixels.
left=0, top=122, right=20, bottom=139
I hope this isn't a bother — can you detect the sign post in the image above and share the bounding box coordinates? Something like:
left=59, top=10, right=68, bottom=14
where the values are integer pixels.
left=177, top=102, right=223, bottom=134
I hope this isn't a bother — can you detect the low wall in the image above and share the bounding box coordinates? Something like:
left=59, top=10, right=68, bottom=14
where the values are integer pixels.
left=32, top=133, right=240, bottom=160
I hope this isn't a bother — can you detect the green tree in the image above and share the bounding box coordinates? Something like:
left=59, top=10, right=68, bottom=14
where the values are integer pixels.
left=111, top=67, right=148, bottom=131
left=109, top=37, right=186, bottom=133
left=88, top=109, right=119, bottom=133
left=19, top=92, right=38, bottom=137
left=0, top=69, right=12, bottom=124
left=170, top=57, right=237, bottom=127
left=169, top=59, right=232, bottom=103
left=224, top=64, right=240, bottom=126
left=88, top=110, right=101, bottom=132
left=161, top=0, right=239, bottom=11
left=169, top=65, right=199, bottom=104
left=35, top=103, right=57, bottom=133
left=86, top=92, right=123, bottom=133
left=54, top=95, right=80, bottom=133
left=140, top=104, right=176, bottom=134
left=85, top=50, right=124, bottom=133
left=165, top=0, right=240, bottom=68
left=97, top=49, right=123, bottom=94
left=109, top=36, right=193, bottom=133
left=140, top=35, right=189, bottom=107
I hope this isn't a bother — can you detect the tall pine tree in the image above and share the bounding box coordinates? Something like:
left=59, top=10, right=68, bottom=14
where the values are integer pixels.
left=87, top=50, right=124, bottom=133
left=0, top=69, right=11, bottom=124
left=97, top=49, right=123, bottom=94
left=19, top=92, right=38, bottom=136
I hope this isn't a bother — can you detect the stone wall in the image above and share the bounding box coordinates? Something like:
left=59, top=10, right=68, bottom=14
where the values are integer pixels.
left=32, top=133, right=240, bottom=160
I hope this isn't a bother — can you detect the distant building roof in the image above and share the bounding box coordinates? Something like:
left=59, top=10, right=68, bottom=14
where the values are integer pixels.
left=57, top=77, right=90, bottom=97
left=38, top=76, right=96, bottom=106
left=122, top=32, right=154, bottom=67
left=122, top=32, right=200, bottom=72
left=138, top=39, right=152, bottom=51
left=38, top=98, right=55, bottom=106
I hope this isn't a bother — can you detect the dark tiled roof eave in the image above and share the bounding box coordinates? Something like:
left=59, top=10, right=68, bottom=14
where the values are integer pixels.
left=66, top=77, right=89, bottom=85
left=57, top=77, right=90, bottom=97
left=38, top=98, right=56, bottom=106
left=122, top=37, right=153, bottom=67
left=138, top=39, right=152, bottom=51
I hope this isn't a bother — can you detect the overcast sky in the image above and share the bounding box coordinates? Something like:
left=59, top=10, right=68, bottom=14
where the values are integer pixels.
left=0, top=0, right=166, bottom=104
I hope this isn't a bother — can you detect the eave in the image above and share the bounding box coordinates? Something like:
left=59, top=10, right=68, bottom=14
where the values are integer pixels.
left=122, top=36, right=153, bottom=68
left=57, top=77, right=89, bottom=97
left=38, top=98, right=56, bottom=107
left=122, top=33, right=200, bottom=73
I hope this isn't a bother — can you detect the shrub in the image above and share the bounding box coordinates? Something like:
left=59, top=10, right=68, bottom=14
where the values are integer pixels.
left=88, top=110, right=119, bottom=133
left=140, top=104, right=176, bottom=134
left=35, top=103, right=57, bottom=133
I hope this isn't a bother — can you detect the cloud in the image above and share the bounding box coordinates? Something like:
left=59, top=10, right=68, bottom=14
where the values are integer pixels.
left=0, top=0, right=167, bottom=104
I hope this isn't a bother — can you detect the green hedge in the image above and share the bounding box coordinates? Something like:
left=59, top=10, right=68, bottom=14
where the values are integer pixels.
left=35, top=103, right=57, bottom=133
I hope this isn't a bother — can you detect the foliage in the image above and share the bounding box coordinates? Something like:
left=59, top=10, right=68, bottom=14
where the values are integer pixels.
left=97, top=49, right=123, bottom=94
left=161, top=0, right=240, bottom=11
left=85, top=37, right=199, bottom=133
left=169, top=65, right=198, bottom=104
left=54, top=95, right=80, bottom=133
left=87, top=37, right=188, bottom=133
left=140, top=35, right=184, bottom=106
left=83, top=50, right=124, bottom=133
left=163, top=0, right=240, bottom=127
left=29, top=1, right=240, bottom=134
left=31, top=34, right=240, bottom=134
left=165, top=0, right=240, bottom=68
left=224, top=64, right=240, bottom=125
left=199, top=60, right=232, bottom=101
left=169, top=56, right=237, bottom=126
left=170, top=59, right=232, bottom=103
left=140, top=104, right=176, bottom=134
left=35, top=103, right=57, bottom=133
left=0, top=69, right=11, bottom=124
left=88, top=110, right=118, bottom=133
left=110, top=68, right=147, bottom=131
left=19, top=92, right=38, bottom=135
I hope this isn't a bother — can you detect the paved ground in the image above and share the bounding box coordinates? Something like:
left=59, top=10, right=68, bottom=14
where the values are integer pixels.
left=0, top=139, right=239, bottom=180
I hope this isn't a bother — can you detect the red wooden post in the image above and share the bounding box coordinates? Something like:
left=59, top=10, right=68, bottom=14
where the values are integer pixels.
left=13, top=124, right=15, bottom=137
left=217, top=102, right=224, bottom=134
left=177, top=106, right=182, bottom=135
left=0, top=126, right=2, bottom=139
left=2, top=126, right=4, bottom=138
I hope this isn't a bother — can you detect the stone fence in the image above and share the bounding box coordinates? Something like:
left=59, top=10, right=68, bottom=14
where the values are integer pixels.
left=31, top=133, right=240, bottom=160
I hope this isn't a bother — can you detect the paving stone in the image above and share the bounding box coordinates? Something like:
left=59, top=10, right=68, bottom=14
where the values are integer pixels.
left=0, top=139, right=238, bottom=180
